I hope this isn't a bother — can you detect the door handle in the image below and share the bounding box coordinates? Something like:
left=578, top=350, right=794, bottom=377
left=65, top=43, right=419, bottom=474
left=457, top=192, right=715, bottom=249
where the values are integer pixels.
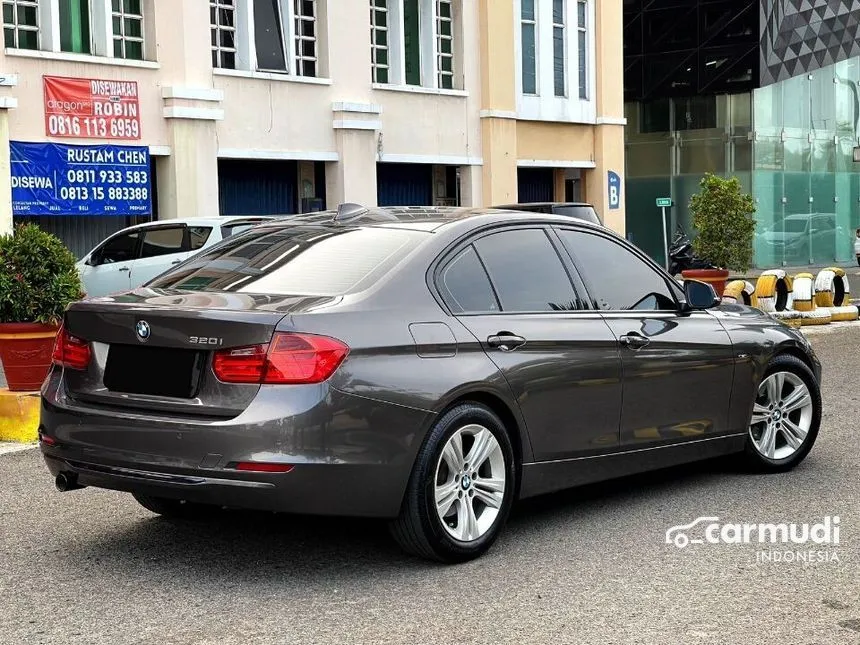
left=171, top=260, right=181, bottom=265
left=487, top=332, right=526, bottom=351
left=619, top=333, right=650, bottom=349
left=118, top=267, right=130, bottom=273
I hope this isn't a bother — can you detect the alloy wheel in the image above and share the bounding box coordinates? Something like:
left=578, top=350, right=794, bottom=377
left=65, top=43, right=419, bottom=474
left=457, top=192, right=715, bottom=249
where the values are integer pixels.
left=434, top=424, right=506, bottom=542
left=749, top=371, right=814, bottom=461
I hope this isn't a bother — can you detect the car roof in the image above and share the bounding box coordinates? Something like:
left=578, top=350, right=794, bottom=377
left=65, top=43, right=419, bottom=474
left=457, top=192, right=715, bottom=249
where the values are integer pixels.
left=249, top=205, right=605, bottom=233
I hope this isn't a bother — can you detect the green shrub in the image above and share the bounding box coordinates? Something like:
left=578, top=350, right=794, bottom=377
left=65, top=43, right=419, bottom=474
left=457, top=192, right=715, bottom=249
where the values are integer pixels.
left=690, top=173, right=757, bottom=272
left=0, top=223, right=83, bottom=325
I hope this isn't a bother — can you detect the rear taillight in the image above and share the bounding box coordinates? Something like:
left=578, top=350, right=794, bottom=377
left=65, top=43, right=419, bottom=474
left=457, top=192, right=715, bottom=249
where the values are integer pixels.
left=51, top=324, right=91, bottom=370
left=213, top=332, right=348, bottom=385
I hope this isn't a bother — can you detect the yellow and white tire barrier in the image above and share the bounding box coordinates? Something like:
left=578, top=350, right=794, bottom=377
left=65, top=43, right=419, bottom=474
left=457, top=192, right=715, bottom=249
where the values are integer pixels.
left=771, top=310, right=802, bottom=328
left=798, top=308, right=832, bottom=326
left=814, top=267, right=850, bottom=308
left=722, top=280, right=756, bottom=306
left=755, top=270, right=794, bottom=313
left=791, top=273, right=815, bottom=312
left=829, top=305, right=859, bottom=322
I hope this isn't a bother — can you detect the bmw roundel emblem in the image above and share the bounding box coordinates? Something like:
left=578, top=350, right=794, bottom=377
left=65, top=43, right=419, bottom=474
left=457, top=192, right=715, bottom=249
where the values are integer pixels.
left=135, top=320, right=151, bottom=341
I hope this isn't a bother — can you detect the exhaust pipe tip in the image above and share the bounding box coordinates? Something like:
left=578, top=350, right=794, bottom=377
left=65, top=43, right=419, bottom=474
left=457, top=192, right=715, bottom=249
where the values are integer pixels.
left=55, top=472, right=84, bottom=492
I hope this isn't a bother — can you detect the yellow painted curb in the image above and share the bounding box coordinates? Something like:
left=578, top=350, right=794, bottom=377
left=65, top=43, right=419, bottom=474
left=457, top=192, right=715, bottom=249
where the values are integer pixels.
left=0, top=388, right=40, bottom=443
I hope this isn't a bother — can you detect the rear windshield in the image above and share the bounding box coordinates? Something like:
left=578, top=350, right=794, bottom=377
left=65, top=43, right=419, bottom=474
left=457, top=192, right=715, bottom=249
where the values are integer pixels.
left=148, top=225, right=426, bottom=296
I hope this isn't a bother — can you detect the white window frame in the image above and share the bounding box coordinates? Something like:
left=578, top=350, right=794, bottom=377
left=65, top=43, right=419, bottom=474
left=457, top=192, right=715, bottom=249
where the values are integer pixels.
left=576, top=0, right=587, bottom=100
left=4, top=0, right=152, bottom=61
left=217, top=0, right=325, bottom=78
left=552, top=0, right=566, bottom=98
left=515, top=0, right=595, bottom=123
left=111, top=0, right=144, bottom=60
left=520, top=0, right=538, bottom=96
left=210, top=0, right=237, bottom=69
left=372, top=0, right=459, bottom=91
left=2, top=0, right=40, bottom=49
left=370, top=0, right=389, bottom=83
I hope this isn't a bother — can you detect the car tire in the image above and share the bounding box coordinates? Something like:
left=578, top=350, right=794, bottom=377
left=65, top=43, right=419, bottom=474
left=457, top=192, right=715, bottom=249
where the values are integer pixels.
left=390, top=402, right=517, bottom=563
left=743, top=354, right=821, bottom=473
left=132, top=493, right=221, bottom=519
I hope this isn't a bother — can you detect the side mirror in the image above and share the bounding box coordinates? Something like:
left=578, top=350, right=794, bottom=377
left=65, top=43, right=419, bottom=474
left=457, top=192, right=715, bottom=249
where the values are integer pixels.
left=683, top=280, right=720, bottom=310
left=85, top=255, right=98, bottom=267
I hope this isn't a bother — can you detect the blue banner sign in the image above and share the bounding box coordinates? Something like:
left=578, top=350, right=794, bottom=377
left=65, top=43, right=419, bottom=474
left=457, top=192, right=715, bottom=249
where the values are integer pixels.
left=10, top=141, right=152, bottom=216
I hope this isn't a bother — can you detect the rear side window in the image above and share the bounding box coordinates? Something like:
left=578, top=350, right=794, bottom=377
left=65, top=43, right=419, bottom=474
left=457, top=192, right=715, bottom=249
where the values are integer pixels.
left=149, top=226, right=426, bottom=296
left=557, top=229, right=677, bottom=311
left=473, top=229, right=581, bottom=312
left=141, top=227, right=185, bottom=258
left=188, top=226, right=213, bottom=250
left=438, top=246, right=499, bottom=314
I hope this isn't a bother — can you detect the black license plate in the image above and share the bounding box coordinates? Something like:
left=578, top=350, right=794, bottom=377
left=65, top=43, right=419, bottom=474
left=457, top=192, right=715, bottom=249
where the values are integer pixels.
left=104, top=344, right=204, bottom=398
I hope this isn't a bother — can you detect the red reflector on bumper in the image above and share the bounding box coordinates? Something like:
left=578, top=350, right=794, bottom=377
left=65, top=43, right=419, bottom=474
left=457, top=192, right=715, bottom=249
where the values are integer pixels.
left=39, top=434, right=57, bottom=446
left=234, top=462, right=294, bottom=473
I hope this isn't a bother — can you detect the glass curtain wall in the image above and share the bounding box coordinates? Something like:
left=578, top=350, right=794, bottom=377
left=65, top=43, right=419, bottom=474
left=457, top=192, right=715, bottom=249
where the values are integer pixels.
left=624, top=93, right=751, bottom=265
left=625, top=54, right=860, bottom=268
left=752, top=57, right=860, bottom=268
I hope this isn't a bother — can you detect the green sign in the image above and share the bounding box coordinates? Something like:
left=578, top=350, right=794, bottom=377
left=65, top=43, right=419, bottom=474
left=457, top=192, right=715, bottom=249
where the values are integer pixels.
left=656, top=197, right=673, bottom=207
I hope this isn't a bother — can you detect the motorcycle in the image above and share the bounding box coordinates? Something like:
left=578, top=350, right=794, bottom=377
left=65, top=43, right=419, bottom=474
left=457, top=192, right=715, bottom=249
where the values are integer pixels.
left=667, top=228, right=715, bottom=276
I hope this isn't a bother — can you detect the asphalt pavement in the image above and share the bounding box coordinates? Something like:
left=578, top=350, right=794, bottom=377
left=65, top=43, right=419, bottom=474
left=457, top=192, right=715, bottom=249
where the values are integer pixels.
left=1, top=329, right=859, bottom=645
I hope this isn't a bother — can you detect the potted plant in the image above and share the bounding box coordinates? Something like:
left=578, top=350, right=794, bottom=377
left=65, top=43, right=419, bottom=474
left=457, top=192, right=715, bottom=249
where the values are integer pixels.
left=683, top=173, right=756, bottom=297
left=0, top=223, right=84, bottom=392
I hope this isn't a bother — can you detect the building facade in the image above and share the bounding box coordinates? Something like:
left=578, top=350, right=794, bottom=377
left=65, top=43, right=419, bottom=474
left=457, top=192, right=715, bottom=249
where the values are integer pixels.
left=624, top=0, right=860, bottom=268
left=0, top=0, right=625, bottom=258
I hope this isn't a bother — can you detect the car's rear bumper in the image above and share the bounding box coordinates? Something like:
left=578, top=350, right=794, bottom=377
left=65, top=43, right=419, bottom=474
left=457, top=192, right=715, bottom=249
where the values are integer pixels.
left=42, top=450, right=409, bottom=517
left=39, top=372, right=434, bottom=518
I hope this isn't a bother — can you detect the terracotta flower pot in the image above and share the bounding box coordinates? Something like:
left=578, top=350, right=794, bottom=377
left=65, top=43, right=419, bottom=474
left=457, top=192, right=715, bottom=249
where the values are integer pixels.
left=681, top=268, right=731, bottom=298
left=0, top=322, right=59, bottom=392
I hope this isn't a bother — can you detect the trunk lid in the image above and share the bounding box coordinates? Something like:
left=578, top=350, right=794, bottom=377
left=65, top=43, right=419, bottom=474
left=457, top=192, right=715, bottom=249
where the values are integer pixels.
left=62, top=287, right=341, bottom=417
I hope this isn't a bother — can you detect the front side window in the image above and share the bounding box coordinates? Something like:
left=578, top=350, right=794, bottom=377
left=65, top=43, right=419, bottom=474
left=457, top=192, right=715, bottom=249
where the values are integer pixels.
left=438, top=245, right=499, bottom=314
left=520, top=0, right=537, bottom=95
left=111, top=0, right=143, bottom=60
left=210, top=0, right=236, bottom=69
left=140, top=227, right=185, bottom=259
left=474, top=229, right=580, bottom=312
left=149, top=226, right=427, bottom=296
left=98, top=231, right=140, bottom=264
left=557, top=229, right=677, bottom=311
left=3, top=0, right=39, bottom=49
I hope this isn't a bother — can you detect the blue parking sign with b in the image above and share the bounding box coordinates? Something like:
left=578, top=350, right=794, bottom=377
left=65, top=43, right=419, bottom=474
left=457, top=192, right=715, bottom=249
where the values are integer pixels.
left=608, top=171, right=621, bottom=210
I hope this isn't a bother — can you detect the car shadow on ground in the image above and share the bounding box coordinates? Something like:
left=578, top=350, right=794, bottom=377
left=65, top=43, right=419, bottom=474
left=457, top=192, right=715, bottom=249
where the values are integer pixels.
left=55, top=456, right=758, bottom=580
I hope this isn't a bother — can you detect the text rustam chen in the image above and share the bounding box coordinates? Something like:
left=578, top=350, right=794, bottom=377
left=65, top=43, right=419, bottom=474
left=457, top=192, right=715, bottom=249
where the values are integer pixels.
left=65, top=148, right=147, bottom=165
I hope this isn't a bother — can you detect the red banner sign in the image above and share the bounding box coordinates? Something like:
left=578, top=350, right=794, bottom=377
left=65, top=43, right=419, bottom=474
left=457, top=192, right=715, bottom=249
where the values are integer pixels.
left=43, top=76, right=141, bottom=140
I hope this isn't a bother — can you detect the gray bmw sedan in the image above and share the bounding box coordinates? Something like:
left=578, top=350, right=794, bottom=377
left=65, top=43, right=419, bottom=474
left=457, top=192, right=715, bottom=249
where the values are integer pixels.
left=40, top=205, right=822, bottom=562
